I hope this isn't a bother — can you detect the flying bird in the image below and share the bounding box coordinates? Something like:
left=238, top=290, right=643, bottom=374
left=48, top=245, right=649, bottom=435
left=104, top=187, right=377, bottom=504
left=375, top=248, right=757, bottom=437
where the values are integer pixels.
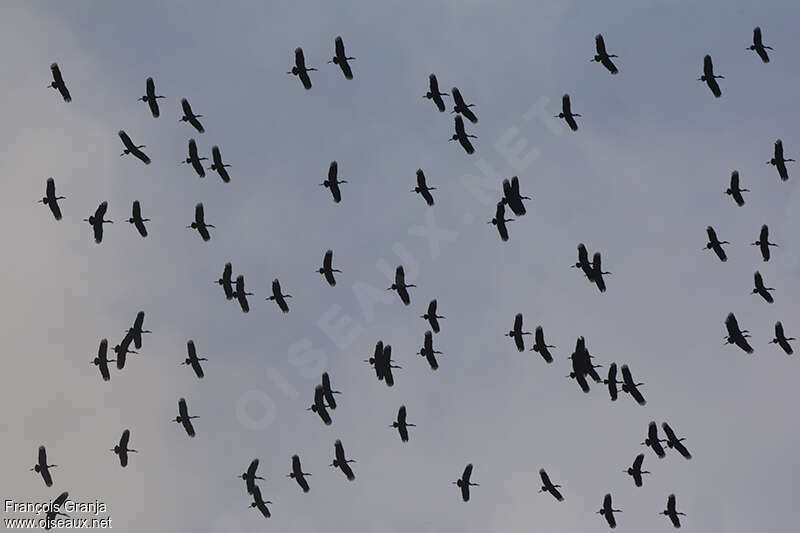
left=239, top=459, right=265, bottom=495
left=597, top=493, right=622, bottom=528
left=91, top=339, right=114, bottom=381
left=317, top=250, right=341, bottom=287
left=31, top=445, right=57, bottom=487
left=48, top=63, right=71, bottom=102
left=501, top=176, right=530, bottom=216
left=662, top=494, right=686, bottom=528
left=249, top=485, right=272, bottom=519
left=662, top=422, right=692, bottom=459
left=770, top=321, right=795, bottom=355
left=182, top=340, right=207, bottom=379
left=208, top=146, right=231, bottom=183
left=288, top=455, right=311, bottom=493
left=216, top=263, right=234, bottom=300
left=589, top=252, right=611, bottom=293
left=118, top=130, right=151, bottom=164
left=182, top=139, right=207, bottom=178
left=329, top=36, right=355, bottom=79
left=529, top=326, right=555, bottom=363
left=419, top=330, right=442, bottom=370
left=489, top=200, right=513, bottom=241
left=450, top=115, right=477, bottom=154
left=572, top=243, right=594, bottom=278
left=320, top=161, right=347, bottom=203
left=412, top=169, right=436, bottom=206
left=699, top=54, right=724, bottom=98
left=44, top=492, right=69, bottom=530
left=84, top=201, right=113, bottom=244
left=556, top=94, right=581, bottom=131
left=620, top=364, right=646, bottom=405
left=767, top=139, right=794, bottom=181
left=424, top=74, right=448, bottom=112
left=725, top=170, right=748, bottom=206
left=39, top=177, right=65, bottom=220
left=387, top=265, right=415, bottom=305
left=453, top=464, right=479, bottom=502
left=321, top=372, right=341, bottom=410
left=308, top=384, right=332, bottom=426
left=751, top=224, right=778, bottom=262
left=365, top=342, right=400, bottom=387
left=538, top=469, right=564, bottom=501
left=604, top=363, right=622, bottom=401
left=591, top=34, right=619, bottom=74
left=111, top=429, right=137, bottom=468
left=642, top=421, right=667, bottom=458
left=390, top=405, right=415, bottom=442
left=179, top=98, right=205, bottom=133
left=288, top=47, right=316, bottom=90
left=704, top=226, right=728, bottom=262
left=752, top=271, right=775, bottom=303
left=139, top=77, right=164, bottom=117
left=724, top=312, right=753, bottom=354
left=126, top=311, right=151, bottom=350
left=266, top=279, right=292, bottom=312
left=748, top=26, right=773, bottom=63
left=187, top=203, right=214, bottom=242
left=506, top=313, right=531, bottom=352
left=113, top=331, right=137, bottom=370
left=174, top=398, right=198, bottom=437
left=451, top=87, right=478, bottom=123
left=421, top=299, right=445, bottom=333
left=625, top=454, right=650, bottom=487
left=330, top=440, right=356, bottom=480
left=128, top=201, right=149, bottom=237
left=232, top=275, right=253, bottom=313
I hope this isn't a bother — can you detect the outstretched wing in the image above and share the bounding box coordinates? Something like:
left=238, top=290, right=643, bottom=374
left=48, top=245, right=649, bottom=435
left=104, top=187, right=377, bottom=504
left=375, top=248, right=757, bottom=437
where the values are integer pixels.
left=595, top=34, right=607, bottom=55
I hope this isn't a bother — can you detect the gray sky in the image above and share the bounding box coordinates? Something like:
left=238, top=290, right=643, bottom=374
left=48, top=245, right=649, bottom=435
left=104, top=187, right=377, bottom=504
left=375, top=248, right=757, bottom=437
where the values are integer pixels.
left=1, top=0, right=799, bottom=531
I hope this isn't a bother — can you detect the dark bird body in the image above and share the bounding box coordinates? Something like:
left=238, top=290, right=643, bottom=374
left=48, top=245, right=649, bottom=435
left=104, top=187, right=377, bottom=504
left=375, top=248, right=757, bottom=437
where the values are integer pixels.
left=412, top=169, right=436, bottom=206
left=424, top=74, right=448, bottom=112
left=556, top=94, right=581, bottom=131
left=699, top=55, right=724, bottom=97
left=388, top=265, right=415, bottom=305
left=113, top=331, right=137, bottom=370
left=506, top=313, right=531, bottom=352
left=49, top=63, right=71, bottom=102
left=232, top=275, right=253, bottom=312
left=451, top=87, right=478, bottom=123
left=31, top=445, right=57, bottom=487
left=572, top=243, right=594, bottom=278
left=249, top=485, right=272, bottom=519
left=620, top=364, right=646, bottom=405
left=288, top=47, right=316, bottom=89
left=39, top=177, right=65, bottom=220
left=604, top=363, right=621, bottom=401
left=704, top=226, right=728, bottom=262
left=592, top=34, right=619, bottom=74
left=318, top=250, right=341, bottom=286
left=770, top=321, right=795, bottom=355
left=188, top=203, right=214, bottom=242
left=321, top=372, right=341, bottom=410
left=421, top=299, right=445, bottom=333
left=288, top=455, right=311, bottom=492
left=642, top=421, right=667, bottom=458
left=662, top=422, right=692, bottom=459
left=309, top=384, right=332, bottom=425
left=182, top=340, right=207, bottom=379
left=725, top=312, right=753, bottom=353
left=321, top=161, right=347, bottom=203
left=180, top=98, right=205, bottom=133
left=365, top=341, right=400, bottom=387
left=118, top=130, right=150, bottom=164
left=625, top=453, right=649, bottom=487
left=453, top=463, right=479, bottom=502
left=84, top=201, right=113, bottom=244
left=489, top=201, right=513, bottom=241
left=266, top=279, right=292, bottom=312
left=752, top=271, right=775, bottom=303
left=139, top=77, right=164, bottom=117
left=92, top=339, right=114, bottom=381
left=182, top=139, right=207, bottom=178
left=217, top=263, right=234, bottom=300
left=239, top=458, right=265, bottom=495
left=768, top=139, right=794, bottom=181
left=748, top=26, right=773, bottom=63
left=751, top=224, right=778, bottom=262
left=128, top=201, right=149, bottom=237
left=330, top=440, right=356, bottom=480
left=662, top=494, right=686, bottom=528
left=725, top=170, right=748, bottom=206
left=597, top=493, right=622, bottom=528
left=111, top=429, right=137, bottom=467
left=450, top=115, right=477, bottom=154
left=419, top=330, right=442, bottom=370
left=538, top=469, right=563, bottom=501
left=44, top=492, right=69, bottom=530
left=589, top=252, right=611, bottom=293
left=501, top=176, right=530, bottom=216
left=174, top=398, right=198, bottom=437
left=329, top=36, right=355, bottom=79
left=391, top=405, right=415, bottom=442
left=208, top=145, right=231, bottom=183
left=126, top=311, right=151, bottom=350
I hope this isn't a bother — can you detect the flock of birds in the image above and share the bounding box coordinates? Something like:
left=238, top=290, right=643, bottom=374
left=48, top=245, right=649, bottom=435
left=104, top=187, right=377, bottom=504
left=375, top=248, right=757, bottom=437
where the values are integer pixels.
left=31, top=26, right=794, bottom=530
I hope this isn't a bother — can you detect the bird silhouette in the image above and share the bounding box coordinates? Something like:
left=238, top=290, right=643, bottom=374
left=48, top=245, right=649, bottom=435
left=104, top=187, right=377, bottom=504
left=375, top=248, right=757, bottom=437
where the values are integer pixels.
left=139, top=77, right=164, bottom=117
left=39, top=177, right=65, bottom=220
left=591, top=34, right=619, bottom=74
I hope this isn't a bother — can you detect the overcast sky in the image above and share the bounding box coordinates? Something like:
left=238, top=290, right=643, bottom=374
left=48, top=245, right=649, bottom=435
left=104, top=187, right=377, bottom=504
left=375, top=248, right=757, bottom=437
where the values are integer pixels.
left=1, top=0, right=799, bottom=531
